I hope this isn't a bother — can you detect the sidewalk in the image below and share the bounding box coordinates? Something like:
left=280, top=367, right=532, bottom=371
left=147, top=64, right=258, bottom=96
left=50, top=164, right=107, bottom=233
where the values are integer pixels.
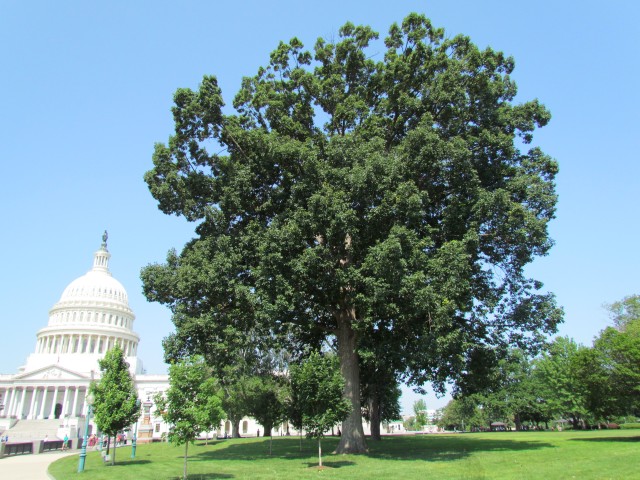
left=0, top=450, right=77, bottom=480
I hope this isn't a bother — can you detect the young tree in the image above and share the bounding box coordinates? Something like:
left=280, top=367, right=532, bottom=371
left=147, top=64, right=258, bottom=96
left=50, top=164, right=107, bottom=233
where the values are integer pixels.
left=289, top=352, right=351, bottom=468
left=155, top=356, right=225, bottom=480
left=142, top=13, right=561, bottom=453
left=413, top=399, right=428, bottom=430
left=197, top=377, right=225, bottom=445
left=91, top=346, right=140, bottom=466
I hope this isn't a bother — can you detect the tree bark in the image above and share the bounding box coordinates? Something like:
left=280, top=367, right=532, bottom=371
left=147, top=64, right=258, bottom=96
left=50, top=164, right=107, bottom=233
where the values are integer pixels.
left=183, top=441, right=188, bottom=480
left=369, top=396, right=381, bottom=441
left=232, top=418, right=241, bottom=438
left=318, top=438, right=323, bottom=468
left=335, top=310, right=368, bottom=454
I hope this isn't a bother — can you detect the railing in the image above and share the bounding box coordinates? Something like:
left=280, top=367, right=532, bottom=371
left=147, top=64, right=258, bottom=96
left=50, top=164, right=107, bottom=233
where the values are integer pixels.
left=3, top=442, right=33, bottom=456
left=42, top=440, right=64, bottom=452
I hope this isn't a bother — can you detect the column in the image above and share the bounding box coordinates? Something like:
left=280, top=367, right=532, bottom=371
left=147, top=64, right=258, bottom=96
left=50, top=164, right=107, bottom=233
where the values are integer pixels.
left=61, top=386, right=69, bottom=417
left=48, top=386, right=59, bottom=419
left=27, top=388, right=39, bottom=419
left=17, top=388, right=27, bottom=419
left=9, top=388, right=19, bottom=417
left=71, top=387, right=80, bottom=417
left=5, top=387, right=14, bottom=416
left=38, top=387, right=48, bottom=419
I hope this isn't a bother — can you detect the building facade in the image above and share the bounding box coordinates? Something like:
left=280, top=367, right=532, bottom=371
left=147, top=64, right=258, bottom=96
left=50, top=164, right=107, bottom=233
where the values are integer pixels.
left=0, top=234, right=170, bottom=441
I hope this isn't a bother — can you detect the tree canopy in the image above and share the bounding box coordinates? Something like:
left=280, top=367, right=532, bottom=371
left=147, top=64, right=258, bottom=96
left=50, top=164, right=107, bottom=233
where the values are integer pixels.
left=142, top=13, right=561, bottom=453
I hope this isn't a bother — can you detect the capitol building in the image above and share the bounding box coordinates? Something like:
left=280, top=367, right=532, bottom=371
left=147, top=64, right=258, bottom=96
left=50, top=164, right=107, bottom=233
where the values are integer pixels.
left=0, top=234, right=171, bottom=442
left=0, top=234, right=388, bottom=443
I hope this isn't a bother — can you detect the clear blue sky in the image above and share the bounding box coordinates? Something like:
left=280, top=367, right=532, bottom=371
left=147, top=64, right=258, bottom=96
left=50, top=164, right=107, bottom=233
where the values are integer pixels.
left=1, top=1, right=638, bottom=414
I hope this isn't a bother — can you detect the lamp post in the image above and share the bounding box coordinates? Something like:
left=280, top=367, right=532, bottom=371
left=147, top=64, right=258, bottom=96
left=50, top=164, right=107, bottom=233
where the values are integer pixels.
left=77, top=392, right=94, bottom=473
left=131, top=399, right=141, bottom=459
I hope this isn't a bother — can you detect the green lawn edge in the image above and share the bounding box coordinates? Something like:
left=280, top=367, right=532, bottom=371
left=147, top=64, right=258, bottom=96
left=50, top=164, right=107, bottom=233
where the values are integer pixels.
left=49, top=429, right=640, bottom=480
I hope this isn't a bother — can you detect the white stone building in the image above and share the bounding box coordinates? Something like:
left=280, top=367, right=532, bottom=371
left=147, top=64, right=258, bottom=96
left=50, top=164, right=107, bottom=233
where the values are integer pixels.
left=0, top=234, right=171, bottom=442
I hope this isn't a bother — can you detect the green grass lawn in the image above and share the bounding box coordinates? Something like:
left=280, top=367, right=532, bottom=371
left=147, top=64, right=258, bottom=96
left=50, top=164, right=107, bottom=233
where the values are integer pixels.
left=48, top=430, right=640, bottom=479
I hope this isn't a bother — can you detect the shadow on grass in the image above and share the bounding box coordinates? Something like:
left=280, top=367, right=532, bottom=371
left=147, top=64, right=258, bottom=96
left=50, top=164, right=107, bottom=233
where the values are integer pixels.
left=168, top=474, right=233, bottom=479
left=169, top=473, right=234, bottom=480
left=120, top=459, right=153, bottom=465
left=303, top=460, right=355, bottom=469
left=570, top=436, right=640, bottom=443
left=191, top=435, right=554, bottom=465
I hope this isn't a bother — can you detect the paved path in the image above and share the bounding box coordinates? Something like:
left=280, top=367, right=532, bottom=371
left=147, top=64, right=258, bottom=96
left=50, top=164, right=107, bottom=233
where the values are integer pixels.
left=0, top=450, right=77, bottom=480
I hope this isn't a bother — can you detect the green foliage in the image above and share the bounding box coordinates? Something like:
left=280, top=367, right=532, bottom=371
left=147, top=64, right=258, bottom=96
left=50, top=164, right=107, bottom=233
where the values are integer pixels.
left=413, top=399, right=428, bottom=429
left=155, top=356, right=225, bottom=446
left=532, top=337, right=592, bottom=427
left=289, top=351, right=351, bottom=466
left=142, top=12, right=561, bottom=453
left=592, top=317, right=640, bottom=416
left=91, top=346, right=140, bottom=465
left=289, top=352, right=351, bottom=440
left=605, top=294, right=640, bottom=331
left=245, top=374, right=288, bottom=453
left=154, top=356, right=225, bottom=480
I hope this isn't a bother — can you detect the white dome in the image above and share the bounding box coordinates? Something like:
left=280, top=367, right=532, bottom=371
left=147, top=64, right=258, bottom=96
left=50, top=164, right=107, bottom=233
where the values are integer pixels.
left=59, top=270, right=129, bottom=306
left=21, top=233, right=143, bottom=376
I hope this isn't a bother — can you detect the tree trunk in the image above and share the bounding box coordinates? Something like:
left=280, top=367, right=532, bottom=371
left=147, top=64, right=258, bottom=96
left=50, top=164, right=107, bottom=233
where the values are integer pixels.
left=335, top=310, right=368, bottom=454
left=369, top=396, right=382, bottom=441
left=111, top=438, right=116, bottom=466
left=232, top=419, right=241, bottom=438
left=183, top=441, right=188, bottom=480
left=318, top=438, right=323, bottom=468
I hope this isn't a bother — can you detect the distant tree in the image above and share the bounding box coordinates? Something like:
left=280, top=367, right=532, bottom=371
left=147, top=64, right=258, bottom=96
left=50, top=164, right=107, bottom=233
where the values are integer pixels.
left=413, top=399, right=428, bottom=430
left=592, top=318, right=640, bottom=417
left=289, top=352, right=351, bottom=468
left=605, top=294, right=640, bottom=331
left=360, top=355, right=402, bottom=441
left=437, top=396, right=482, bottom=431
left=246, top=375, right=288, bottom=454
left=154, top=356, right=225, bottom=480
left=91, top=346, right=140, bottom=466
left=533, top=337, right=590, bottom=428
left=477, top=349, right=549, bottom=429
left=218, top=370, right=253, bottom=438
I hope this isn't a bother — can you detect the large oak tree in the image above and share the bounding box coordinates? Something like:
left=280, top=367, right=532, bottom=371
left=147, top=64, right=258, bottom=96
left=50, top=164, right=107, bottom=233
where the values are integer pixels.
left=142, top=13, right=561, bottom=453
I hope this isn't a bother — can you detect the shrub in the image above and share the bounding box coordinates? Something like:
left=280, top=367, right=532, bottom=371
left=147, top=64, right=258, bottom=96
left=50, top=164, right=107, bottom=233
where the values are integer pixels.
left=620, top=423, right=640, bottom=430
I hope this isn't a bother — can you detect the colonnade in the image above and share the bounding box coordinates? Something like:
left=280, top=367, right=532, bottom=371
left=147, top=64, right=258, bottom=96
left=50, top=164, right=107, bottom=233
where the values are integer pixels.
left=1, top=385, right=90, bottom=420
left=35, top=334, right=137, bottom=357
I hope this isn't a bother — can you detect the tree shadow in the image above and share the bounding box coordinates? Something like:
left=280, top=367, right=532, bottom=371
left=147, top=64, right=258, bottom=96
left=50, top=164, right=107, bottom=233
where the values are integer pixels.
left=191, top=435, right=554, bottom=465
left=570, top=436, right=640, bottom=443
left=366, top=436, right=554, bottom=463
left=303, top=460, right=355, bottom=469
left=168, top=474, right=233, bottom=480
left=121, top=459, right=153, bottom=465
